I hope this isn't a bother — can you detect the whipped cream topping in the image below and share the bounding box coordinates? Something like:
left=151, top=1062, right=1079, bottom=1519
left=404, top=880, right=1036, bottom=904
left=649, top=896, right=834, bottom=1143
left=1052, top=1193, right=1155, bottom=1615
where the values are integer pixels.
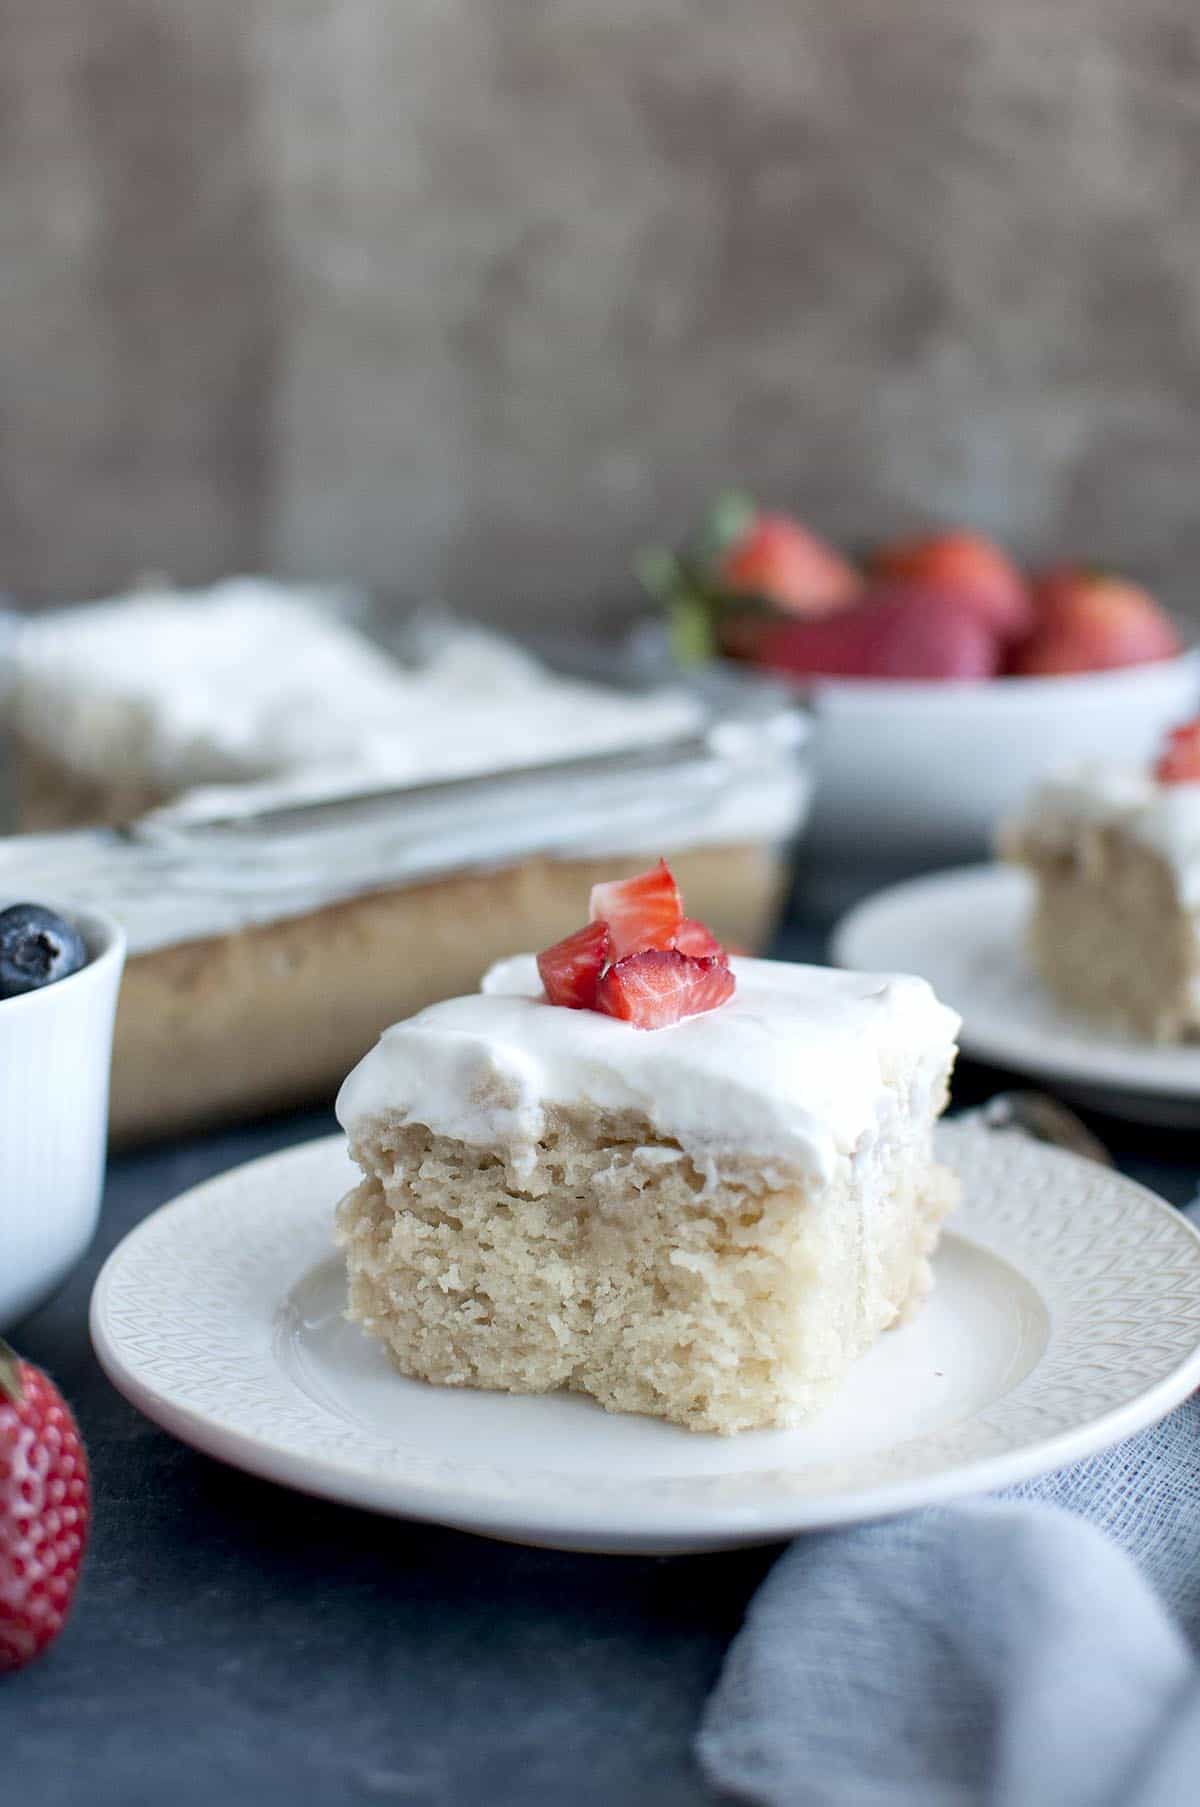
left=336, top=954, right=960, bottom=1183
left=1006, top=763, right=1200, bottom=908
left=5, top=579, right=700, bottom=795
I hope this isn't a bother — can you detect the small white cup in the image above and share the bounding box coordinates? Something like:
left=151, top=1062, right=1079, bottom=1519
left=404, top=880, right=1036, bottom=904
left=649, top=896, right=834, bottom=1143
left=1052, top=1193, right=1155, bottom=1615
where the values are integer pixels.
left=0, top=902, right=125, bottom=1330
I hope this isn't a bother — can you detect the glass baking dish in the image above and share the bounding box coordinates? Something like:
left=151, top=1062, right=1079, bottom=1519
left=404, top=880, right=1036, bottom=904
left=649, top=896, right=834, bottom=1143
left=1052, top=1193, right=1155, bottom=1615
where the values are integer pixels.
left=0, top=669, right=811, bottom=1142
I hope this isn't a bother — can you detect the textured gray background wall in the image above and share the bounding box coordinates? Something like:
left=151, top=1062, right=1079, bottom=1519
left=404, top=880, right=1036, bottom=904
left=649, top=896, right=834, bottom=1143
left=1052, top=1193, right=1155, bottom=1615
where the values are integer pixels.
left=3, top=1, right=1200, bottom=627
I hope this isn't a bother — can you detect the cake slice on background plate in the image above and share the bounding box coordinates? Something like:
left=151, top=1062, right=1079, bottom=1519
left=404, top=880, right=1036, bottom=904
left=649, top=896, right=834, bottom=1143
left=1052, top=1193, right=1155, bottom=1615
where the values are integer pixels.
left=335, top=861, right=961, bottom=1435
left=1001, top=719, right=1200, bottom=1042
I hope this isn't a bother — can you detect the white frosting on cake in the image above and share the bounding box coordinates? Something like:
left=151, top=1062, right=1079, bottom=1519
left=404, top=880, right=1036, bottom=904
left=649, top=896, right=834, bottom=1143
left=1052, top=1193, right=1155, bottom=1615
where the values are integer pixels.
left=1008, top=763, right=1200, bottom=907
left=8, top=579, right=393, bottom=785
left=335, top=954, right=960, bottom=1183
left=6, top=578, right=699, bottom=794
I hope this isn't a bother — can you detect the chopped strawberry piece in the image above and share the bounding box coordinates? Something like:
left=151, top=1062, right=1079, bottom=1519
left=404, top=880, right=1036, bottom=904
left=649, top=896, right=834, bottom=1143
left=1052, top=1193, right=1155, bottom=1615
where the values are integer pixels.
left=672, top=917, right=727, bottom=961
left=1155, top=720, right=1200, bottom=786
left=538, top=863, right=734, bottom=1028
left=589, top=859, right=683, bottom=959
left=595, top=949, right=736, bottom=1029
left=537, top=920, right=612, bottom=1009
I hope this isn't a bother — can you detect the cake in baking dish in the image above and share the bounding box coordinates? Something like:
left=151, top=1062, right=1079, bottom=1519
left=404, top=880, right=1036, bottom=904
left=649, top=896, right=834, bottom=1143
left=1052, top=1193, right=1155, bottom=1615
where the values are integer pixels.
left=3, top=586, right=806, bottom=1140
left=1001, top=720, right=1200, bottom=1042
left=4, top=577, right=701, bottom=829
left=335, top=863, right=960, bottom=1434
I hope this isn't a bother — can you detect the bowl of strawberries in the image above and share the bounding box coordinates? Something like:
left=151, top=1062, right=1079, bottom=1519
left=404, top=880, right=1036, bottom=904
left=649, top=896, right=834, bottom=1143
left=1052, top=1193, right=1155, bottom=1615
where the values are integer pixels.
left=640, top=496, right=1200, bottom=864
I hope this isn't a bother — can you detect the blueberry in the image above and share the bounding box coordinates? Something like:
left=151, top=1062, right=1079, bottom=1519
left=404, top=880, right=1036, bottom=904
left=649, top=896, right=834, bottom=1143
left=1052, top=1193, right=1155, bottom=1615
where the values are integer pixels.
left=0, top=903, right=88, bottom=1000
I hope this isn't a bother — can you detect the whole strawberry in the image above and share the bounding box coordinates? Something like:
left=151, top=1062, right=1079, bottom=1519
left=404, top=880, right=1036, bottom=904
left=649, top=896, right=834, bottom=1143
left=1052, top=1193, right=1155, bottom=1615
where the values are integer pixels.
left=636, top=492, right=860, bottom=666
left=0, top=1341, right=89, bottom=1671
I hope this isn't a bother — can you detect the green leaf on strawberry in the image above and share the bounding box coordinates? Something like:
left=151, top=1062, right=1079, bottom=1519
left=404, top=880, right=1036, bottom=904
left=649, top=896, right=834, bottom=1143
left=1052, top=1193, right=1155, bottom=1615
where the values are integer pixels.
left=0, top=1340, right=22, bottom=1403
left=695, top=490, right=758, bottom=566
left=635, top=549, right=719, bottom=664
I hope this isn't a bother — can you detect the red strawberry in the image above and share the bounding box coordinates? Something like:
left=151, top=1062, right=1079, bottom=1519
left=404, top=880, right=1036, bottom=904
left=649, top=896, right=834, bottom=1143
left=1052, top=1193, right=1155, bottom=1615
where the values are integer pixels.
left=1012, top=569, right=1181, bottom=676
left=1155, top=721, right=1200, bottom=786
left=672, top=917, right=728, bottom=960
left=595, top=949, right=735, bottom=1029
left=537, top=920, right=612, bottom=1009
left=757, top=582, right=1001, bottom=682
left=872, top=531, right=1032, bottom=639
left=0, top=1343, right=89, bottom=1672
left=589, top=859, right=683, bottom=960
left=719, top=514, right=860, bottom=617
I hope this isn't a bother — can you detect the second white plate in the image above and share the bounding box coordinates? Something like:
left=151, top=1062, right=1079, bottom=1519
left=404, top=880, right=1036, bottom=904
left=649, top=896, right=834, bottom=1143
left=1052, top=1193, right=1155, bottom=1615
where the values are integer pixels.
left=90, top=1124, right=1200, bottom=1553
left=835, top=863, right=1200, bottom=1125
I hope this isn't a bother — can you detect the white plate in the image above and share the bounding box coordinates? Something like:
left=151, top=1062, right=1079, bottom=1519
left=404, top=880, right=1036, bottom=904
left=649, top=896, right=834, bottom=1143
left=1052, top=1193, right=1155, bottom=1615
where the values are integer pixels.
left=90, top=1126, right=1200, bottom=1553
left=834, top=864, right=1200, bottom=1126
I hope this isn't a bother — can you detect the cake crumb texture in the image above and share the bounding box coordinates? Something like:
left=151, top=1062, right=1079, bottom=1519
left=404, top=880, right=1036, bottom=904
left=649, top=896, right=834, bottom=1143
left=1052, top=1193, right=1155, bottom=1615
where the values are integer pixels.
left=337, top=1100, right=957, bottom=1435
left=1010, top=824, right=1200, bottom=1042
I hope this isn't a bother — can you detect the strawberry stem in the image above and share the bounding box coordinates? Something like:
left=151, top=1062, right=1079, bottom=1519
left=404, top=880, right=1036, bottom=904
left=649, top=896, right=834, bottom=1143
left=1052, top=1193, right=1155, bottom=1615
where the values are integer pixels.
left=0, top=1339, right=25, bottom=1404
left=698, top=489, right=757, bottom=564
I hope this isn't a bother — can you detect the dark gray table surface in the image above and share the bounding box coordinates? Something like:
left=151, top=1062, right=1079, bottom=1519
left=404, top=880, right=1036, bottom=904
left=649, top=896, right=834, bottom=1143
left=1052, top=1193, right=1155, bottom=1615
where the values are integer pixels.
left=5, top=911, right=1200, bottom=1806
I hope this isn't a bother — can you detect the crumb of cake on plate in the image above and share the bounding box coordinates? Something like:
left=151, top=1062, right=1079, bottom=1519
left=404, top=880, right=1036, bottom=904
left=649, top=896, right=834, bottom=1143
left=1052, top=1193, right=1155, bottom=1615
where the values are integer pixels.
left=334, top=862, right=960, bottom=1435
left=1001, top=720, right=1200, bottom=1041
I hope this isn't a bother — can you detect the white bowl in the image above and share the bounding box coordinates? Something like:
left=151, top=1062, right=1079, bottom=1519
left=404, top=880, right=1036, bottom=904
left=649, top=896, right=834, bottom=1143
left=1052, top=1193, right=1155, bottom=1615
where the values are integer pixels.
left=803, top=649, right=1200, bottom=865
left=0, top=903, right=125, bottom=1330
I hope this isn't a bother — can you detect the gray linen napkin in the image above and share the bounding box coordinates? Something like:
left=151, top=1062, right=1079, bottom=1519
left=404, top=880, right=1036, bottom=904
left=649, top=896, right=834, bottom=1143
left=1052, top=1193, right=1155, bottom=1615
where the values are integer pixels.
left=698, top=1202, right=1200, bottom=1807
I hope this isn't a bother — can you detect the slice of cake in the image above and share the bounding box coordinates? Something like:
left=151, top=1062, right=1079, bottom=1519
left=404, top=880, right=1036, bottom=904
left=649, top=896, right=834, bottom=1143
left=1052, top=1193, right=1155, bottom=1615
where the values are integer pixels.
left=335, top=862, right=960, bottom=1434
left=1001, top=720, right=1200, bottom=1042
